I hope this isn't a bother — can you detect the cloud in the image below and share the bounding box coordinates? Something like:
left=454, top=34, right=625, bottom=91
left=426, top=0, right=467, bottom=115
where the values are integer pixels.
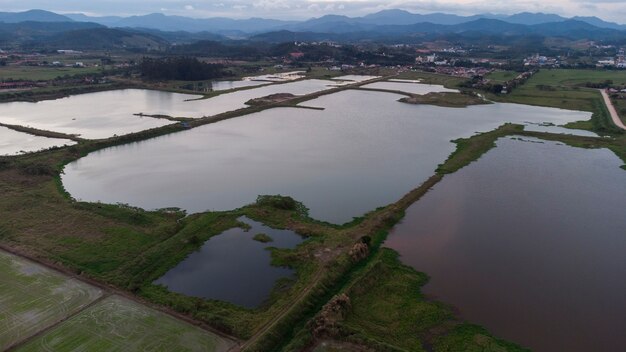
left=184, top=5, right=194, bottom=10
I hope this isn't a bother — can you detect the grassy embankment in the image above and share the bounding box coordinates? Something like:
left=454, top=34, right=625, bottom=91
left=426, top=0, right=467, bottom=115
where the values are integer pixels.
left=611, top=94, right=626, bottom=124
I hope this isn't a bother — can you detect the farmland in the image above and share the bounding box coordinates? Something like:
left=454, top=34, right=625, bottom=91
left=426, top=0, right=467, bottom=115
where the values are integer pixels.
left=0, top=251, right=102, bottom=350
left=16, top=295, right=236, bottom=352
left=0, top=66, right=102, bottom=81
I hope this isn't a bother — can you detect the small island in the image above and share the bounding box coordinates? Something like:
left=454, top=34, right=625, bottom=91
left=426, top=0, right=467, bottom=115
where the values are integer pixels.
left=245, top=93, right=296, bottom=106
left=253, top=233, right=274, bottom=243
left=400, top=92, right=490, bottom=108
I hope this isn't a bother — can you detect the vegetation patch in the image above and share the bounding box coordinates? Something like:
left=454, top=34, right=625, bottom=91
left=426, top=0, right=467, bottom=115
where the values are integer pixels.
left=400, top=91, right=489, bottom=108
left=253, top=233, right=274, bottom=243
left=246, top=93, right=296, bottom=106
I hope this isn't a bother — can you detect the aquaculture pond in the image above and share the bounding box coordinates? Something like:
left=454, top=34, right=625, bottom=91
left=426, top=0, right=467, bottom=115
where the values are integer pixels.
left=332, top=75, right=380, bottom=82
left=0, top=89, right=187, bottom=139
left=385, top=137, right=626, bottom=352
left=210, top=80, right=267, bottom=91
left=0, top=126, right=75, bottom=156
left=62, top=89, right=591, bottom=224
left=154, top=217, right=304, bottom=308
left=361, top=81, right=458, bottom=95
left=0, top=80, right=336, bottom=139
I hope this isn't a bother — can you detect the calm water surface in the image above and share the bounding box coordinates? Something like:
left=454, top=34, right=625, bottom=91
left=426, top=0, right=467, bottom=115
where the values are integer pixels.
left=0, top=126, right=75, bottom=156
left=154, top=217, right=303, bottom=308
left=386, top=137, right=626, bottom=352
left=362, top=81, right=458, bottom=95
left=0, top=80, right=335, bottom=139
left=62, top=90, right=591, bottom=223
left=332, top=75, right=380, bottom=82
left=0, top=89, right=187, bottom=139
left=210, top=80, right=267, bottom=91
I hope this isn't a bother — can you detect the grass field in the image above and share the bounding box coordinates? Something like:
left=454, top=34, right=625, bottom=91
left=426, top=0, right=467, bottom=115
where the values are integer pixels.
left=0, top=66, right=103, bottom=81
left=486, top=70, right=517, bottom=83
left=612, top=95, right=626, bottom=124
left=491, top=69, right=626, bottom=133
left=0, top=250, right=103, bottom=350
left=16, top=295, right=236, bottom=352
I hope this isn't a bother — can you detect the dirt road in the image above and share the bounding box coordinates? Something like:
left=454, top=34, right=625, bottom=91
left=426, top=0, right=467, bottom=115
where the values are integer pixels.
left=600, top=89, right=626, bottom=130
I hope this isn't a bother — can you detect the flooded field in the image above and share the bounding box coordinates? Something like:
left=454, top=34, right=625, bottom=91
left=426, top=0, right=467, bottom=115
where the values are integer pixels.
left=63, top=89, right=591, bottom=223
left=0, top=250, right=103, bottom=349
left=210, top=80, right=268, bottom=91
left=155, top=217, right=303, bottom=308
left=0, top=89, right=183, bottom=139
left=16, top=295, right=235, bottom=352
left=362, top=81, right=458, bottom=95
left=0, top=126, right=75, bottom=155
left=0, top=80, right=336, bottom=139
left=385, top=137, right=626, bottom=352
left=332, top=75, right=380, bottom=82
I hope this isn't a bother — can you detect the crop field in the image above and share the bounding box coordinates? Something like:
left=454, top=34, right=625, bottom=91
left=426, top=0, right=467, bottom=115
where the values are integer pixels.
left=486, top=70, right=517, bottom=83
left=0, top=66, right=102, bottom=81
left=490, top=69, right=626, bottom=132
left=16, top=295, right=237, bottom=352
left=0, top=250, right=103, bottom=350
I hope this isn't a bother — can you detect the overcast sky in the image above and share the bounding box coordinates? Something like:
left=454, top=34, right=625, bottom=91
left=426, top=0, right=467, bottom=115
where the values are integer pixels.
left=1, top=0, right=625, bottom=23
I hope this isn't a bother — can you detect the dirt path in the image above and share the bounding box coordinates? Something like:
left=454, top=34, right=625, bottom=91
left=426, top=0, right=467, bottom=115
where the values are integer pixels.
left=234, top=268, right=325, bottom=352
left=600, top=89, right=626, bottom=130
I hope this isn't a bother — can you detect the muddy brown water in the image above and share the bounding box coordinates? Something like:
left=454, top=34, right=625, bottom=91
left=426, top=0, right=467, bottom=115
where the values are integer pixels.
left=385, top=137, right=626, bottom=352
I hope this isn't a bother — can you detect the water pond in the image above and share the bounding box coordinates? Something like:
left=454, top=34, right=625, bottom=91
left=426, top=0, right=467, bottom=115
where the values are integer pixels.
left=0, top=80, right=336, bottom=139
left=154, top=217, right=304, bottom=308
left=385, top=137, right=626, bottom=352
left=0, top=89, right=185, bottom=139
left=210, top=80, right=268, bottom=91
left=361, top=81, right=458, bottom=95
left=332, top=75, right=380, bottom=82
left=62, top=89, right=591, bottom=224
left=0, top=126, right=75, bottom=156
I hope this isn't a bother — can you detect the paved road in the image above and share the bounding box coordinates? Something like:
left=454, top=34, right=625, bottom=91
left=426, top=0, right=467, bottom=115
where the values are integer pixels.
left=600, top=89, right=626, bottom=130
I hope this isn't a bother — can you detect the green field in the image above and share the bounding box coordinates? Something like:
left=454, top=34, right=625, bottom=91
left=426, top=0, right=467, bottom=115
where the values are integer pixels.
left=0, top=66, right=102, bottom=81
left=0, top=250, right=103, bottom=350
left=486, top=70, right=517, bottom=83
left=16, top=295, right=236, bottom=352
left=491, top=69, right=626, bottom=132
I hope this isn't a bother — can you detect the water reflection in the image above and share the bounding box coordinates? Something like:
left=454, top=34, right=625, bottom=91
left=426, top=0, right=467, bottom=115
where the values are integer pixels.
left=155, top=217, right=303, bottom=308
left=63, top=90, right=591, bottom=223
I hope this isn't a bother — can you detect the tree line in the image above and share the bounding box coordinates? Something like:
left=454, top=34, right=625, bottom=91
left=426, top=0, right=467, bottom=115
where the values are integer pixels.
left=140, top=57, right=226, bottom=81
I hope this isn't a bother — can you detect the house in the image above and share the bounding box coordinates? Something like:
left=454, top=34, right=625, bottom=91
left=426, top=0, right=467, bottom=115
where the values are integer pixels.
left=289, top=52, right=304, bottom=59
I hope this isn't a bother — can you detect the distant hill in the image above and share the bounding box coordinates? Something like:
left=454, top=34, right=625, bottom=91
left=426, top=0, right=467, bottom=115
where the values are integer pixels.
left=0, top=9, right=73, bottom=23
left=29, top=28, right=169, bottom=50
left=252, top=19, right=626, bottom=43
left=66, top=13, right=296, bottom=34
left=0, top=21, right=104, bottom=46
left=0, top=21, right=167, bottom=50
left=0, top=9, right=625, bottom=35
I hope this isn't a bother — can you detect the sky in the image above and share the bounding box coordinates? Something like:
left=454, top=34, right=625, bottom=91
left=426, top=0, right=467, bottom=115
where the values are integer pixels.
left=1, top=0, right=626, bottom=23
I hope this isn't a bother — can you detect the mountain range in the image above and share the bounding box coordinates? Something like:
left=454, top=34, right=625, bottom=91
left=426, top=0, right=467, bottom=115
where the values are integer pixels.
left=1, top=9, right=625, bottom=35
left=0, top=9, right=626, bottom=50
